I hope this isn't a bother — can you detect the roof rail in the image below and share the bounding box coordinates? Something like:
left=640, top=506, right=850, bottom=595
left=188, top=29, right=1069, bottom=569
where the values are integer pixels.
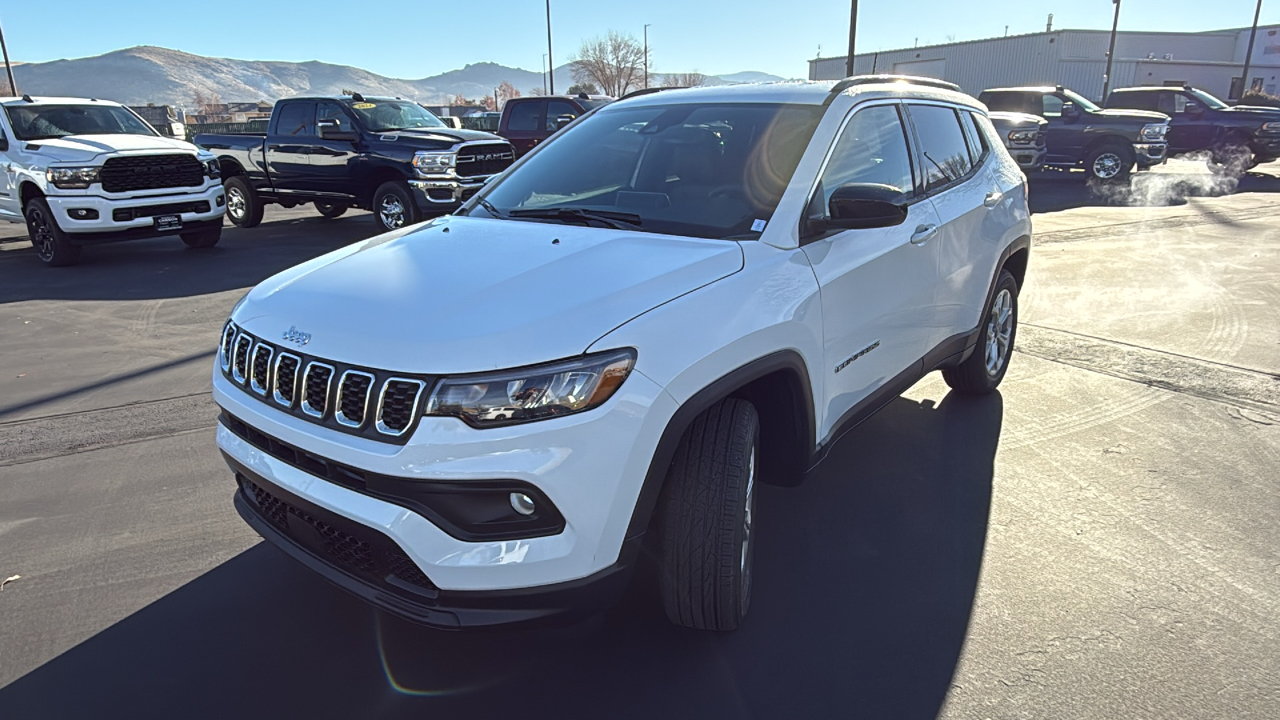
left=830, top=74, right=961, bottom=95
left=619, top=86, right=684, bottom=101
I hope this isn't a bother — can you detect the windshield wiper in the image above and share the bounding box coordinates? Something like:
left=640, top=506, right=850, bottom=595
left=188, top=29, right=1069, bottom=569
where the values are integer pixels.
left=508, top=207, right=643, bottom=230
left=476, top=198, right=508, bottom=219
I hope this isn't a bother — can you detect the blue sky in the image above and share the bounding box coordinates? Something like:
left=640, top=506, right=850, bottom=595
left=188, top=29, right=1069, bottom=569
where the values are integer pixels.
left=4, top=1, right=1278, bottom=79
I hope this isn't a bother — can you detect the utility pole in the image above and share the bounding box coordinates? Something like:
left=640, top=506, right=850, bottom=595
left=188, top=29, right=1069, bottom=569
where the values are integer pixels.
left=542, top=54, right=548, bottom=95
left=0, top=17, right=16, bottom=96
left=644, top=24, right=651, bottom=89
left=545, top=0, right=555, bottom=94
left=845, top=0, right=859, bottom=77
left=1240, top=0, right=1264, bottom=99
left=1102, top=0, right=1122, bottom=100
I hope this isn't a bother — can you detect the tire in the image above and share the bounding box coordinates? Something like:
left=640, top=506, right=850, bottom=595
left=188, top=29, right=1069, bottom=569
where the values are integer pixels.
left=943, top=269, right=1019, bottom=395
left=371, top=180, right=419, bottom=232
left=315, top=201, right=348, bottom=219
left=25, top=197, right=81, bottom=267
left=180, top=226, right=221, bottom=249
left=1210, top=142, right=1255, bottom=176
left=657, top=398, right=760, bottom=631
left=1084, top=142, right=1134, bottom=182
left=223, top=176, right=263, bottom=228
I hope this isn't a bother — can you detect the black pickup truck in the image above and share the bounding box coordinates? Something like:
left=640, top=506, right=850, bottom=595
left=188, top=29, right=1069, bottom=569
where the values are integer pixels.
left=196, top=95, right=515, bottom=231
left=1104, top=86, right=1280, bottom=170
left=979, top=86, right=1170, bottom=181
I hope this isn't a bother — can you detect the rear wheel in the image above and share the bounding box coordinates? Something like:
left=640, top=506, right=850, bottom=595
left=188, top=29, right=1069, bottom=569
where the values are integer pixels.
left=1085, top=142, right=1134, bottom=182
left=1210, top=142, right=1256, bottom=176
left=223, top=176, right=263, bottom=228
left=943, top=269, right=1019, bottom=394
left=180, top=226, right=221, bottom=248
left=25, top=197, right=81, bottom=267
left=315, top=201, right=348, bottom=219
left=372, top=181, right=419, bottom=232
left=657, top=398, right=760, bottom=631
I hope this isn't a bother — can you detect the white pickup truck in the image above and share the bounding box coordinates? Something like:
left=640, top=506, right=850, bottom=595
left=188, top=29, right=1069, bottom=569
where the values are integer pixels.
left=0, top=95, right=226, bottom=266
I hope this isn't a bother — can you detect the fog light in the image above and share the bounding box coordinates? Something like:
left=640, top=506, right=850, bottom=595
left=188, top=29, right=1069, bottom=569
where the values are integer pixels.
left=509, top=492, right=536, bottom=516
left=216, top=194, right=226, bottom=207
left=67, top=208, right=98, bottom=220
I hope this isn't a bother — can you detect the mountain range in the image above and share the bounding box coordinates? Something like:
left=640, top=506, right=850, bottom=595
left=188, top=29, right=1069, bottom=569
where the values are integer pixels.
left=8, top=46, right=788, bottom=106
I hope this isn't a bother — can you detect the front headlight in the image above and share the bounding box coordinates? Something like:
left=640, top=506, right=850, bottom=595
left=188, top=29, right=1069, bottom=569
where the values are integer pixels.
left=425, top=349, right=636, bottom=427
left=1007, top=130, right=1038, bottom=145
left=204, top=158, right=221, bottom=178
left=1261, top=121, right=1280, bottom=133
left=46, top=166, right=100, bottom=189
left=1140, top=123, right=1168, bottom=142
left=413, top=151, right=457, bottom=175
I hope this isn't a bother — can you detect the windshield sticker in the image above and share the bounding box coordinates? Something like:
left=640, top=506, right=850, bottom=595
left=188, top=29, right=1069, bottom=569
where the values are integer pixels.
left=352, top=102, right=377, bottom=109
left=751, top=219, right=767, bottom=232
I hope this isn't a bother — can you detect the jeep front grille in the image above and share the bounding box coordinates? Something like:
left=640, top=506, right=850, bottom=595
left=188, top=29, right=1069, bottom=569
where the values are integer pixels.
left=218, top=323, right=436, bottom=444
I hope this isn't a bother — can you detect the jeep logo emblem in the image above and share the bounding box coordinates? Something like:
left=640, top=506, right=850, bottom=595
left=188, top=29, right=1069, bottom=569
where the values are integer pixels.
left=281, top=326, right=312, bottom=346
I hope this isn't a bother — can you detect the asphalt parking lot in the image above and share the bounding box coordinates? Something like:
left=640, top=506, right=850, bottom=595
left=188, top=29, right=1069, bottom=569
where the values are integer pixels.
left=1, top=161, right=1278, bottom=719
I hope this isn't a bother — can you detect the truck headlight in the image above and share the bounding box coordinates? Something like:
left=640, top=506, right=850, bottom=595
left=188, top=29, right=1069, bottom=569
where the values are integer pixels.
left=204, top=158, right=221, bottom=178
left=413, top=151, right=456, bottom=175
left=46, top=167, right=100, bottom=189
left=1140, top=123, right=1168, bottom=142
left=425, top=349, right=635, bottom=427
left=1261, top=122, right=1280, bottom=133
left=1007, top=130, right=1038, bottom=145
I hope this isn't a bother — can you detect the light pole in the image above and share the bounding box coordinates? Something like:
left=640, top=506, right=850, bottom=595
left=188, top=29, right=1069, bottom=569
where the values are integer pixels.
left=545, top=0, right=555, bottom=94
left=0, top=16, right=16, bottom=96
left=845, top=0, right=858, bottom=77
left=1102, top=0, right=1122, bottom=100
left=542, top=53, right=548, bottom=95
left=1241, top=0, right=1264, bottom=99
left=644, top=24, right=651, bottom=89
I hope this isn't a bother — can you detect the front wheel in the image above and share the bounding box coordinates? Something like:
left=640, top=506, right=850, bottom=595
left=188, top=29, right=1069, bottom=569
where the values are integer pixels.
left=942, top=269, right=1018, bottom=394
left=371, top=181, right=419, bottom=233
left=180, top=226, right=221, bottom=248
left=223, top=176, right=263, bottom=228
left=657, top=398, right=760, bottom=631
left=25, top=198, right=81, bottom=267
left=1085, top=143, right=1135, bottom=182
left=315, top=201, right=348, bottom=219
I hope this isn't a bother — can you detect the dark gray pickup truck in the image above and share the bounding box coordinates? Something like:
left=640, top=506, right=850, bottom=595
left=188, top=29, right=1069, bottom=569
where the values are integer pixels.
left=980, top=86, right=1170, bottom=181
left=196, top=95, right=515, bottom=232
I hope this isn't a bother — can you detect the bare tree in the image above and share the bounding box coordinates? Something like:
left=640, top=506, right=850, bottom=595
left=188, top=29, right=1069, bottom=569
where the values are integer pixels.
left=527, top=87, right=544, bottom=97
left=192, top=89, right=228, bottom=121
left=571, top=31, right=649, bottom=97
left=451, top=93, right=482, bottom=107
left=481, top=95, right=497, bottom=112
left=496, top=81, right=520, bottom=108
left=660, top=72, right=707, bottom=88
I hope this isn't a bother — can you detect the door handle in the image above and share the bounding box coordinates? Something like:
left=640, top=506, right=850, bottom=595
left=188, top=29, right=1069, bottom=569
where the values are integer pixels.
left=984, top=191, right=1003, bottom=208
left=910, top=224, right=938, bottom=245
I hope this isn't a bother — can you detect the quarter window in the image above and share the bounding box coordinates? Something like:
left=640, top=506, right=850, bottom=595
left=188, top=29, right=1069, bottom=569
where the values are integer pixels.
left=817, top=104, right=916, bottom=208
left=908, top=104, right=973, bottom=191
left=276, top=103, right=315, bottom=136
left=959, top=111, right=987, bottom=165
left=506, top=101, right=543, bottom=132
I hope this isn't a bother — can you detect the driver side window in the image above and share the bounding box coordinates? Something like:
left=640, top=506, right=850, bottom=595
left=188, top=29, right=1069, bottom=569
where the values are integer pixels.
left=818, top=104, right=916, bottom=209
left=1042, top=94, right=1064, bottom=118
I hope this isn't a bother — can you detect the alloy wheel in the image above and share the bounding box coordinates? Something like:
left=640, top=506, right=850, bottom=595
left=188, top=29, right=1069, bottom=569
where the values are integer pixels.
left=379, top=194, right=405, bottom=229
left=28, top=207, right=55, bottom=262
left=1093, top=153, right=1122, bottom=179
left=227, top=187, right=246, bottom=220
left=985, top=288, right=1014, bottom=376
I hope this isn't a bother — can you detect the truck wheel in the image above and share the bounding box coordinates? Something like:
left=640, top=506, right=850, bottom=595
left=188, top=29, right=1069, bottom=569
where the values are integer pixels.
left=1085, top=142, right=1134, bottom=182
left=372, top=181, right=419, bottom=232
left=25, top=198, right=81, bottom=267
left=223, top=176, right=263, bottom=228
left=180, top=226, right=221, bottom=249
left=943, top=269, right=1019, bottom=395
left=1210, top=143, right=1255, bottom=176
left=657, top=398, right=760, bottom=631
left=315, top=201, right=348, bottom=219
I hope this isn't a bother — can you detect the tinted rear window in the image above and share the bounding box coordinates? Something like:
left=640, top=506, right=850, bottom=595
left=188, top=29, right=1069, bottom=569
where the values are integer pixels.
left=908, top=104, right=973, bottom=191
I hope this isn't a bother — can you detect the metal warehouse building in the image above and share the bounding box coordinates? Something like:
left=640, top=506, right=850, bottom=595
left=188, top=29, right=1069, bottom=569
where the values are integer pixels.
left=810, top=25, right=1280, bottom=102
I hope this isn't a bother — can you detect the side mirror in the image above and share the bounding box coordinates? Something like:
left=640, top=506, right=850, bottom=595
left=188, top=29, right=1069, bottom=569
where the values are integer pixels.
left=554, top=114, right=576, bottom=131
left=1061, top=102, right=1080, bottom=119
left=1184, top=101, right=1204, bottom=116
left=317, top=119, right=357, bottom=141
left=825, top=183, right=910, bottom=230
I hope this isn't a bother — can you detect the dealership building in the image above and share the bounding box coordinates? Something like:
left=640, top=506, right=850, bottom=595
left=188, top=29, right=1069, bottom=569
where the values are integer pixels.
left=809, top=25, right=1280, bottom=102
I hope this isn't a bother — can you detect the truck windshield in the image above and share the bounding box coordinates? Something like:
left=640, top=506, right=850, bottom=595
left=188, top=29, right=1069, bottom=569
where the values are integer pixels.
left=349, top=100, right=447, bottom=132
left=1186, top=88, right=1228, bottom=110
left=474, top=102, right=823, bottom=240
left=1061, top=89, right=1101, bottom=112
left=4, top=104, right=157, bottom=141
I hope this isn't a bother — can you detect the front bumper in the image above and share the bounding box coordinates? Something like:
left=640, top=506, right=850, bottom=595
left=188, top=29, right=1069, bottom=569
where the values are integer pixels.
left=1006, top=145, right=1047, bottom=171
left=408, top=176, right=492, bottom=211
left=44, top=182, right=226, bottom=234
left=1134, top=142, right=1168, bottom=167
left=1250, top=135, right=1280, bottom=161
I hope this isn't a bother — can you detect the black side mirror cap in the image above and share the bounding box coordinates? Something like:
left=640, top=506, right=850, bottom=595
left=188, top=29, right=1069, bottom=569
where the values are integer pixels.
left=825, top=183, right=910, bottom=230
left=1185, top=102, right=1204, bottom=115
left=554, top=114, right=576, bottom=130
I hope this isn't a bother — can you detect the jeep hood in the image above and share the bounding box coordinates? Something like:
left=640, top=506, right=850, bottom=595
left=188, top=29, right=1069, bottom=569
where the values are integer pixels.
left=233, top=216, right=744, bottom=374
left=22, top=134, right=202, bottom=163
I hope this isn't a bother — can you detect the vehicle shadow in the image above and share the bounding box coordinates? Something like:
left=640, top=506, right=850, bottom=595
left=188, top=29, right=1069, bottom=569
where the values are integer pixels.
left=0, top=211, right=379, bottom=305
left=0, top=391, right=1002, bottom=720
left=1028, top=163, right=1280, bottom=214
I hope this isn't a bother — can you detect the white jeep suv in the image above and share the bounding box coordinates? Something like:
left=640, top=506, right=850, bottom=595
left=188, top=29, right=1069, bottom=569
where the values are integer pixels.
left=213, top=76, right=1031, bottom=631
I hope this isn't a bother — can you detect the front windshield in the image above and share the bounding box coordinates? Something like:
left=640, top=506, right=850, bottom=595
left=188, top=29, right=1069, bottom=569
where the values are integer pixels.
left=4, top=104, right=157, bottom=141
left=349, top=100, right=447, bottom=132
left=475, top=102, right=824, bottom=240
left=1061, top=89, right=1101, bottom=112
left=1187, top=88, right=1228, bottom=110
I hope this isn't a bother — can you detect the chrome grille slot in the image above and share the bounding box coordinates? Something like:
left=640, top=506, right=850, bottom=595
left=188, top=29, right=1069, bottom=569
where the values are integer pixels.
left=273, top=353, right=301, bottom=408
left=249, top=343, right=274, bottom=396
left=301, top=362, right=335, bottom=418
left=232, top=334, right=253, bottom=384
left=220, top=323, right=237, bottom=371
left=336, top=371, right=375, bottom=428
left=376, top=379, right=426, bottom=436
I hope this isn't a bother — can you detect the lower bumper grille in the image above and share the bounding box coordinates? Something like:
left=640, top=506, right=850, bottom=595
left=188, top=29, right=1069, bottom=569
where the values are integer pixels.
left=112, top=200, right=211, bottom=222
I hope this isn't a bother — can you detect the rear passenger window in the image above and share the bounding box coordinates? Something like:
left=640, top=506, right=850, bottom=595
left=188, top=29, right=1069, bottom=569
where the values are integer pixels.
left=908, top=104, right=973, bottom=191
left=276, top=103, right=315, bottom=136
left=818, top=104, right=916, bottom=206
left=506, top=101, right=543, bottom=132
left=959, top=111, right=987, bottom=164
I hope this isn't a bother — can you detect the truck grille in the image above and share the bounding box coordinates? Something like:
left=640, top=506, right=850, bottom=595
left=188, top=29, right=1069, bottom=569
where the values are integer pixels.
left=100, top=154, right=206, bottom=193
left=456, top=143, right=514, bottom=179
left=221, top=323, right=435, bottom=443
